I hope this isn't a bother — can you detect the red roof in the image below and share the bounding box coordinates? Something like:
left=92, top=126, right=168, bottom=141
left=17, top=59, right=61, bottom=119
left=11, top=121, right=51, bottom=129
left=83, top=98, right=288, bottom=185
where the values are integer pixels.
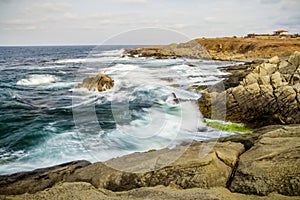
left=274, top=30, right=288, bottom=32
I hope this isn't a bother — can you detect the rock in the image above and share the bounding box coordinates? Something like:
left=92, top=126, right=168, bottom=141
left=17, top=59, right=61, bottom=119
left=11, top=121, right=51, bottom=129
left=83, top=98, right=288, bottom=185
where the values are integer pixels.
left=269, top=56, right=280, bottom=64
left=271, top=71, right=283, bottom=88
left=229, top=125, right=300, bottom=196
left=278, top=60, right=289, bottom=69
left=76, top=73, right=114, bottom=92
left=0, top=160, right=91, bottom=195
left=7, top=183, right=299, bottom=200
left=0, top=142, right=244, bottom=195
left=263, top=63, right=278, bottom=74
left=124, top=40, right=211, bottom=59
left=288, top=51, right=300, bottom=68
left=66, top=141, right=244, bottom=191
left=198, top=52, right=300, bottom=128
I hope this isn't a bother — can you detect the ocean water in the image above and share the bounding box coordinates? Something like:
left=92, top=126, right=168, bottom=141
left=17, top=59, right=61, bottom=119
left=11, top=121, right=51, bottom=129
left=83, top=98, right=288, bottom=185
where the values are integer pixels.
left=0, top=45, right=235, bottom=175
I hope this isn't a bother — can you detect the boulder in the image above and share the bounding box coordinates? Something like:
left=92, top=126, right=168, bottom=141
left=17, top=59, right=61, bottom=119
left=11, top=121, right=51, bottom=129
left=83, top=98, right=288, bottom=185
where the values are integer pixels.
left=269, top=56, right=280, bottom=64
left=198, top=51, right=300, bottom=128
left=76, top=73, right=114, bottom=92
left=229, top=125, right=300, bottom=196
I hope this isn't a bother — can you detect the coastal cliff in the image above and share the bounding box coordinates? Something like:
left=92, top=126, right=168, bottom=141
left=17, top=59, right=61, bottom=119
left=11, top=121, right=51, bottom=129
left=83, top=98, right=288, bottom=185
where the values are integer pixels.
left=124, top=37, right=300, bottom=61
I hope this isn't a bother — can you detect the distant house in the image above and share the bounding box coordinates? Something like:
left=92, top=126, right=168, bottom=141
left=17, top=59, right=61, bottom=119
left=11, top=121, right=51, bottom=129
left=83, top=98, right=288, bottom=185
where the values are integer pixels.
left=247, top=33, right=256, bottom=38
left=274, top=30, right=289, bottom=36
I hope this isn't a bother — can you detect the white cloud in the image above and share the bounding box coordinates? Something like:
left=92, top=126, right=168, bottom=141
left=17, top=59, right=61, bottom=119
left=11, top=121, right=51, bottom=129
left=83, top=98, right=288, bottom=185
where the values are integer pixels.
left=21, top=2, right=72, bottom=14
left=0, top=19, right=33, bottom=25
left=2, top=26, right=37, bottom=31
left=204, top=17, right=225, bottom=24
left=280, top=0, right=300, bottom=10
left=260, top=0, right=282, bottom=4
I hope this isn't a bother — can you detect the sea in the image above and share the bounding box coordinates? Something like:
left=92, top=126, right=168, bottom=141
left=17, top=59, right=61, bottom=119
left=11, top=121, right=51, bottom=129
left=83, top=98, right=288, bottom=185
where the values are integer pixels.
left=0, top=45, right=237, bottom=175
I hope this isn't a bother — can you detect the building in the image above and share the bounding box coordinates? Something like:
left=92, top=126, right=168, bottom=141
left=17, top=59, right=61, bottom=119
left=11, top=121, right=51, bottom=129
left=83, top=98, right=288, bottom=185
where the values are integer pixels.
left=273, top=30, right=289, bottom=36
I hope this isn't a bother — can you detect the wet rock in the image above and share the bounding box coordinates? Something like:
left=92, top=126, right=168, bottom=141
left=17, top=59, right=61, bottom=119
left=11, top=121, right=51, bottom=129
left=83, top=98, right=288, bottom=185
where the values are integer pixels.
left=76, top=73, right=114, bottom=92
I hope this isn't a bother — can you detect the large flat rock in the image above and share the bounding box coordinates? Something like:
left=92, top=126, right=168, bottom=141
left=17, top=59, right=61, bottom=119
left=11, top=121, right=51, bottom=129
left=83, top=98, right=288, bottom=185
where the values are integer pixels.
left=229, top=125, right=300, bottom=196
left=66, top=141, right=244, bottom=191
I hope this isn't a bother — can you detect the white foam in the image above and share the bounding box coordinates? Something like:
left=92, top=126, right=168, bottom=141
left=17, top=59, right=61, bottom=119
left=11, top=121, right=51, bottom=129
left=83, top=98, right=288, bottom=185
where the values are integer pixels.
left=54, top=56, right=129, bottom=64
left=17, top=74, right=58, bottom=86
left=93, top=49, right=124, bottom=57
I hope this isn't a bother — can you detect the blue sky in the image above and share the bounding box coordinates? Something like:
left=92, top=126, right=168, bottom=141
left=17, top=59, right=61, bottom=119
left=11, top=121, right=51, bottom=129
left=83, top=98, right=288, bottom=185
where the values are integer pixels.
left=0, top=0, right=299, bottom=45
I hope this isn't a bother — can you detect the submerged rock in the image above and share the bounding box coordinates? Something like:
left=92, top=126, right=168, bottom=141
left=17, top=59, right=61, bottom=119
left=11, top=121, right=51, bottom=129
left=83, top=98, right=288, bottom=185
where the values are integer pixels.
left=76, top=73, right=114, bottom=92
left=198, top=52, right=300, bottom=128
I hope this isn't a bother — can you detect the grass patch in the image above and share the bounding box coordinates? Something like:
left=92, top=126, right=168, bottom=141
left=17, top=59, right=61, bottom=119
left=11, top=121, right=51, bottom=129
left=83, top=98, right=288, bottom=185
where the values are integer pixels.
left=204, top=119, right=252, bottom=133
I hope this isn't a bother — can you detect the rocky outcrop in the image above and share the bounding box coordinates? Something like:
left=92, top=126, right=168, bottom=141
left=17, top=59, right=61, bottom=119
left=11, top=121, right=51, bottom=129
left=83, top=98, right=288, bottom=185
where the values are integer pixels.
left=198, top=52, right=300, bottom=128
left=229, top=125, right=300, bottom=196
left=0, top=160, right=90, bottom=195
left=76, top=73, right=114, bottom=92
left=1, top=125, right=299, bottom=199
left=124, top=37, right=300, bottom=60
left=124, top=40, right=211, bottom=59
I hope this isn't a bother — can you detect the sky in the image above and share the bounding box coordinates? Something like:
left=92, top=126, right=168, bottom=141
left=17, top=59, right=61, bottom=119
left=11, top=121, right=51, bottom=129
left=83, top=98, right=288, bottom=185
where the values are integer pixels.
left=0, top=0, right=299, bottom=45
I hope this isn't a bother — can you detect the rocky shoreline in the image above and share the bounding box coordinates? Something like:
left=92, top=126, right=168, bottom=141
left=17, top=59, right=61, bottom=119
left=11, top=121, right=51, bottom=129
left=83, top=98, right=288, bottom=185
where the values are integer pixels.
left=0, top=125, right=299, bottom=199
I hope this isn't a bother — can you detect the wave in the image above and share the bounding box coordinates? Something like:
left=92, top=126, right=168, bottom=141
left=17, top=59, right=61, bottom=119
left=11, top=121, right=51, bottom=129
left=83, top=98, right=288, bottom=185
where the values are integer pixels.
left=105, top=63, right=139, bottom=74
left=16, top=74, right=58, bottom=86
left=54, top=56, right=130, bottom=64
left=92, top=49, right=124, bottom=57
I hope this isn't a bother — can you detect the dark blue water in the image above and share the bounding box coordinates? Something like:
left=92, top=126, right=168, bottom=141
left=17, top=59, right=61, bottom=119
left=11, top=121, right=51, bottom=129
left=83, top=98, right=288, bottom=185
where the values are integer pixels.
left=0, top=45, right=234, bottom=174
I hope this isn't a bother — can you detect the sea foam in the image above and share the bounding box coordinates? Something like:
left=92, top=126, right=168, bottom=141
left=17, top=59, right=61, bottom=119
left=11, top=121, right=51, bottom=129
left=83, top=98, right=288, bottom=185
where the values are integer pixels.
left=17, top=74, right=58, bottom=86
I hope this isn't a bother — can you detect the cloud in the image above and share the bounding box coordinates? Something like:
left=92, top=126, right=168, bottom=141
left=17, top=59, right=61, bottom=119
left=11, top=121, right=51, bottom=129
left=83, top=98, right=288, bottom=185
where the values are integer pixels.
left=2, top=26, right=37, bottom=31
left=113, top=0, right=147, bottom=4
left=204, top=17, right=225, bottom=24
left=260, top=0, right=282, bottom=4
left=280, top=0, right=300, bottom=10
left=0, top=19, right=33, bottom=25
left=276, top=15, right=300, bottom=26
left=21, top=2, right=72, bottom=14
